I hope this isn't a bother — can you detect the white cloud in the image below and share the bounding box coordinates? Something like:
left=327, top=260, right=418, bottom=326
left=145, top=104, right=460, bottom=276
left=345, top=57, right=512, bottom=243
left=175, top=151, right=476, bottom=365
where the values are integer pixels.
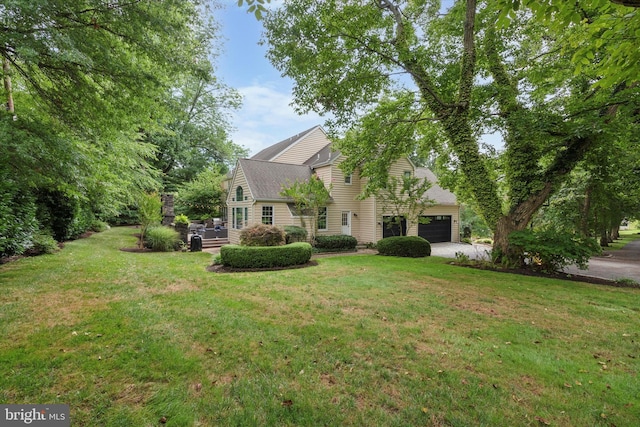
left=230, top=83, right=324, bottom=156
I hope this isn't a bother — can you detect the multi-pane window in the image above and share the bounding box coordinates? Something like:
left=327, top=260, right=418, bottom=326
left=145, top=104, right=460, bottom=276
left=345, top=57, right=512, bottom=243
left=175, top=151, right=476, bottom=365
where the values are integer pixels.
left=233, top=207, right=243, bottom=229
left=317, top=206, right=327, bottom=230
left=236, top=186, right=243, bottom=202
left=262, top=206, right=274, bottom=225
left=344, top=174, right=352, bottom=185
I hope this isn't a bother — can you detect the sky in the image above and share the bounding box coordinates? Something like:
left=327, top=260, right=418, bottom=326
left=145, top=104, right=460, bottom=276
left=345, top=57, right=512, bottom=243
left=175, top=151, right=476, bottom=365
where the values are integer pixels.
left=216, top=2, right=323, bottom=158
left=213, top=1, right=498, bottom=157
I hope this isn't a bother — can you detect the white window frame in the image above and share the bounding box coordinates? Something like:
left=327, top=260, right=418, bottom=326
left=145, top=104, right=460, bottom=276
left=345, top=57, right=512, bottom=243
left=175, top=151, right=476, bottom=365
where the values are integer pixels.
left=262, top=205, right=274, bottom=225
left=344, top=173, right=352, bottom=185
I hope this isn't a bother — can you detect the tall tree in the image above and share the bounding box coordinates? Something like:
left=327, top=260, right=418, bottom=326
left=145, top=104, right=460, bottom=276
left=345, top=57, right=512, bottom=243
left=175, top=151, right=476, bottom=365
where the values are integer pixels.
left=263, top=0, right=639, bottom=265
left=146, top=77, right=245, bottom=192
left=0, top=0, right=227, bottom=250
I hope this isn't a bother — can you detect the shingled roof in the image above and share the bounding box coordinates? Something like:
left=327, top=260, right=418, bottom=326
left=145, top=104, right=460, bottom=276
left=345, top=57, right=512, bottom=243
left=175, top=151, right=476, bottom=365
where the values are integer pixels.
left=251, top=125, right=320, bottom=161
left=303, top=143, right=341, bottom=167
left=238, top=158, right=312, bottom=201
left=415, top=167, right=457, bottom=205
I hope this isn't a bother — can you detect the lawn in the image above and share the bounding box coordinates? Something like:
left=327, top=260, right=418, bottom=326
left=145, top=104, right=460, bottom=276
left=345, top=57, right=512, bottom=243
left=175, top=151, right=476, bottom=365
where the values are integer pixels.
left=1, top=226, right=638, bottom=426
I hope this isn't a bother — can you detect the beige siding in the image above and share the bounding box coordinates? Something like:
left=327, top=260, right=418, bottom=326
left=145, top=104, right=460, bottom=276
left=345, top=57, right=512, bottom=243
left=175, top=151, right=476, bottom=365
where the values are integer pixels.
left=271, top=128, right=331, bottom=165
left=227, top=163, right=255, bottom=244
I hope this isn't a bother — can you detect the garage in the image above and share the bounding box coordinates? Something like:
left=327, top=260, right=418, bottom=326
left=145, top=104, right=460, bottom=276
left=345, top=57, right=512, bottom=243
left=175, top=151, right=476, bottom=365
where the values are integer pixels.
left=418, top=215, right=452, bottom=243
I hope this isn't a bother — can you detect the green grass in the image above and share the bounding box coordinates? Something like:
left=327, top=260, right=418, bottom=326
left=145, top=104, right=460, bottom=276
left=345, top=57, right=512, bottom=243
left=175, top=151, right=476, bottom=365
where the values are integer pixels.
left=1, top=226, right=639, bottom=426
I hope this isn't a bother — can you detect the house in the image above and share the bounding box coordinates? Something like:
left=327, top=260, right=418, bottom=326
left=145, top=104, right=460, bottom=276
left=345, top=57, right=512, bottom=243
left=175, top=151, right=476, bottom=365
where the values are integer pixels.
left=225, top=125, right=460, bottom=245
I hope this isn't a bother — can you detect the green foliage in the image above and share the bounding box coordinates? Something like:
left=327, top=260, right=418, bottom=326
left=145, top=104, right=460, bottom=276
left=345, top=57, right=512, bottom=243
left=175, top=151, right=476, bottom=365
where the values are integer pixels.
left=137, top=193, right=163, bottom=247
left=284, top=225, right=308, bottom=243
left=239, top=224, right=286, bottom=247
left=146, top=79, right=244, bottom=192
left=25, top=233, right=59, bottom=256
left=175, top=167, right=226, bottom=220
left=144, top=226, right=180, bottom=252
left=377, top=236, right=431, bottom=258
left=35, top=189, right=94, bottom=241
left=280, top=175, right=331, bottom=236
left=220, top=243, right=313, bottom=268
left=263, top=0, right=639, bottom=266
left=374, top=174, right=434, bottom=236
left=460, top=204, right=492, bottom=238
left=0, top=183, right=38, bottom=257
left=238, top=0, right=271, bottom=20
left=90, top=220, right=110, bottom=233
left=508, top=229, right=601, bottom=273
left=314, top=235, right=358, bottom=251
left=174, top=214, right=190, bottom=225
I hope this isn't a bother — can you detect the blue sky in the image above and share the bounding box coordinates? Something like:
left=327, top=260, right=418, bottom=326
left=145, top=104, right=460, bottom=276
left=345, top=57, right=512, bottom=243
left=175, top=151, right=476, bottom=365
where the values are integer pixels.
left=216, top=2, right=323, bottom=157
left=213, top=1, right=498, bottom=157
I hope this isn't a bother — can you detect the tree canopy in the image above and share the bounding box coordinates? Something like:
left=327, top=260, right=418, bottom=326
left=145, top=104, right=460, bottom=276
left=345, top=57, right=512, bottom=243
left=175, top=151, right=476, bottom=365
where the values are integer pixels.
left=263, top=0, right=639, bottom=264
left=0, top=0, right=239, bottom=255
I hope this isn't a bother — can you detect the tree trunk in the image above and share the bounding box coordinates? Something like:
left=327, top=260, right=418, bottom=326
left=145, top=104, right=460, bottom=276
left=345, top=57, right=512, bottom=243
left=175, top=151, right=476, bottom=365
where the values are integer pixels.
left=599, top=228, right=609, bottom=247
left=492, top=182, right=555, bottom=265
left=611, top=223, right=620, bottom=240
left=580, top=184, right=592, bottom=237
left=2, top=55, right=15, bottom=114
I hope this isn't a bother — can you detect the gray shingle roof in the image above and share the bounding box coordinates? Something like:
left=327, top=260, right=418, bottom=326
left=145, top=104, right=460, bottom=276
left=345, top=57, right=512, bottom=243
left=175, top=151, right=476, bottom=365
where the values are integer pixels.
left=251, top=125, right=320, bottom=161
left=303, top=143, right=341, bottom=167
left=414, top=168, right=457, bottom=205
left=238, top=158, right=312, bottom=201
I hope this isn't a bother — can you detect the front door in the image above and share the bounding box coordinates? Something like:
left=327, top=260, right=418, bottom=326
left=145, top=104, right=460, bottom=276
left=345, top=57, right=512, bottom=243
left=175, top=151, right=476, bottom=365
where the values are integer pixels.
left=341, top=211, right=351, bottom=235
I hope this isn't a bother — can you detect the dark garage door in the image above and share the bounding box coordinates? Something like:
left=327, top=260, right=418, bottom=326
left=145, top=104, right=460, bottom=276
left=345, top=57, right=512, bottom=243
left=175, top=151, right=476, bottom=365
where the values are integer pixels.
left=418, top=215, right=452, bottom=243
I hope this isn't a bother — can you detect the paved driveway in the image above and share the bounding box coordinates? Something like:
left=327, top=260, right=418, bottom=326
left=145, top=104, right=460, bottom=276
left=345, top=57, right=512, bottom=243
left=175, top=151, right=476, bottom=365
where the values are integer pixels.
left=430, top=242, right=493, bottom=260
left=563, top=238, right=640, bottom=283
left=431, top=240, right=640, bottom=284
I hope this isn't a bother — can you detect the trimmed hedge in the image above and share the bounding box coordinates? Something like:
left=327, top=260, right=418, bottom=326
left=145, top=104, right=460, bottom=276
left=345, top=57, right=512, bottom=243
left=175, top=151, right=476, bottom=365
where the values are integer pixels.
left=220, top=242, right=313, bottom=269
left=315, top=235, right=358, bottom=251
left=377, top=236, right=431, bottom=258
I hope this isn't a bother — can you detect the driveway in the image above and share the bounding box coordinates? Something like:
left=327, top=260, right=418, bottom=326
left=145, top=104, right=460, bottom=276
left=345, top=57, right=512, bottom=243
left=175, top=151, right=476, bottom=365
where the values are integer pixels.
left=430, top=242, right=493, bottom=260
left=563, top=238, right=640, bottom=283
left=431, top=240, right=640, bottom=284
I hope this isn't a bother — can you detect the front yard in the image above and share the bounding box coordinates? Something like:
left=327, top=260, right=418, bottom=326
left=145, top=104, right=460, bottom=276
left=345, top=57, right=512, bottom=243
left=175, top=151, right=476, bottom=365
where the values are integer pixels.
left=0, top=226, right=638, bottom=426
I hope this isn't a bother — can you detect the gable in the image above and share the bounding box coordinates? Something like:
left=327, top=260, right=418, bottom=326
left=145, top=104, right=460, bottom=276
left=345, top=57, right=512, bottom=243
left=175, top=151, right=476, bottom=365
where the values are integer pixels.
left=252, top=126, right=332, bottom=165
left=415, top=168, right=457, bottom=205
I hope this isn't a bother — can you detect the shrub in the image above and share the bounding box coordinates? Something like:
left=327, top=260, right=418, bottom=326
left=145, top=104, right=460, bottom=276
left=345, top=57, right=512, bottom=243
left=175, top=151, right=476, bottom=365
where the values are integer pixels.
left=220, top=243, right=313, bottom=269
left=284, top=225, right=308, bottom=243
left=174, top=214, right=189, bottom=225
left=25, top=233, right=60, bottom=256
left=145, top=226, right=180, bottom=252
left=90, top=220, right=110, bottom=233
left=377, top=236, right=431, bottom=258
left=508, top=229, right=601, bottom=272
left=315, top=235, right=358, bottom=251
left=0, top=189, right=38, bottom=257
left=240, top=223, right=286, bottom=246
